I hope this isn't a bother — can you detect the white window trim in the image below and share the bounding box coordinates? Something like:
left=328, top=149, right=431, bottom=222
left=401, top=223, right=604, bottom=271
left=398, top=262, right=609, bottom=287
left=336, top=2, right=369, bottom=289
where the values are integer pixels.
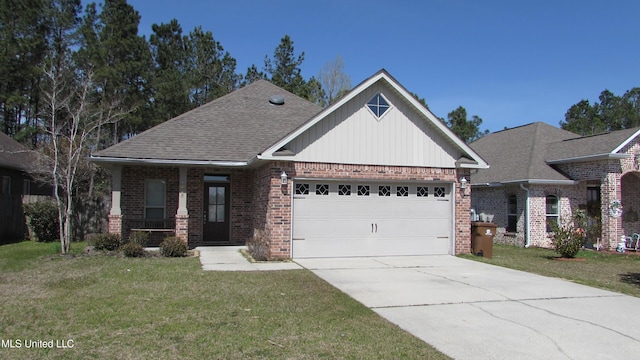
left=366, top=92, right=393, bottom=121
left=507, top=194, right=518, bottom=232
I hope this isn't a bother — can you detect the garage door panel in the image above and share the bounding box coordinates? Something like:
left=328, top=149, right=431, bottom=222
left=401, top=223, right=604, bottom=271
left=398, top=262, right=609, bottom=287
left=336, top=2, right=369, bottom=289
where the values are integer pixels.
left=293, top=219, right=373, bottom=239
left=292, top=236, right=451, bottom=258
left=292, top=181, right=453, bottom=258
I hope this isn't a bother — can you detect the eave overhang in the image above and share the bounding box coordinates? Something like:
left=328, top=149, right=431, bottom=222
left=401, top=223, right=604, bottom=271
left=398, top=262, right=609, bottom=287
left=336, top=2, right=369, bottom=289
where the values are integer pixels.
left=546, top=153, right=630, bottom=164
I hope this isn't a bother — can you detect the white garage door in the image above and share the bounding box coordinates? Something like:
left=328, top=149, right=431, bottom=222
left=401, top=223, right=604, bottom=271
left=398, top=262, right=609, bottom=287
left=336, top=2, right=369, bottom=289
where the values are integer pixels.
left=292, top=180, right=452, bottom=258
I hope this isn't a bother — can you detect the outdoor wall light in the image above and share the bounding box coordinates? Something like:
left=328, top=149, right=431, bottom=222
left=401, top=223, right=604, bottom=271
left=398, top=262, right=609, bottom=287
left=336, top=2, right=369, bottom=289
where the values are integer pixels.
left=460, top=177, right=468, bottom=189
left=280, top=171, right=288, bottom=185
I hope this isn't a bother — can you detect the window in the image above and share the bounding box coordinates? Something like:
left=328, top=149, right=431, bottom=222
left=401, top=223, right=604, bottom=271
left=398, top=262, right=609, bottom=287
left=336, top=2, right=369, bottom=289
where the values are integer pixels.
left=357, top=185, right=370, bottom=196
left=396, top=186, right=408, bottom=197
left=434, top=187, right=446, bottom=198
left=378, top=185, right=390, bottom=197
left=295, top=183, right=309, bottom=195
left=23, top=179, right=30, bottom=195
left=315, top=184, right=329, bottom=195
left=2, top=176, right=11, bottom=195
left=338, top=184, right=351, bottom=196
left=145, top=180, right=166, bottom=219
left=507, top=195, right=518, bottom=232
left=367, top=93, right=390, bottom=118
left=546, top=195, right=559, bottom=232
left=208, top=186, right=226, bottom=222
left=417, top=186, right=429, bottom=197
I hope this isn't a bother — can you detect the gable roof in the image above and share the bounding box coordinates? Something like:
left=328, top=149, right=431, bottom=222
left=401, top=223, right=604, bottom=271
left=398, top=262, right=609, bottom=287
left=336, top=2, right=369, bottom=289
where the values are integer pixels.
left=470, top=122, right=640, bottom=186
left=260, top=69, right=489, bottom=169
left=469, top=122, right=577, bottom=185
left=93, top=70, right=488, bottom=169
left=0, top=132, right=34, bottom=172
left=93, top=80, right=322, bottom=165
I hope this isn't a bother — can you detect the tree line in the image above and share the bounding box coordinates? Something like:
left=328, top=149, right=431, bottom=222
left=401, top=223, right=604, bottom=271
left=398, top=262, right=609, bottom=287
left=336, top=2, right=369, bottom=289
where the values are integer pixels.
left=560, top=88, right=640, bottom=136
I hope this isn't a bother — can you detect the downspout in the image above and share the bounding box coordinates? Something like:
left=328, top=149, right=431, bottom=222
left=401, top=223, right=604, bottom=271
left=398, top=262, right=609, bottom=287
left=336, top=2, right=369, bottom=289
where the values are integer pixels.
left=520, top=183, right=531, bottom=248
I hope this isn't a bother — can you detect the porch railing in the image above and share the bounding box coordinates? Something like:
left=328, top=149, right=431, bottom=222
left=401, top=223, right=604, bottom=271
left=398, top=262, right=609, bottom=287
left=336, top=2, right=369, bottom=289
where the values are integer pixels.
left=126, top=218, right=176, bottom=232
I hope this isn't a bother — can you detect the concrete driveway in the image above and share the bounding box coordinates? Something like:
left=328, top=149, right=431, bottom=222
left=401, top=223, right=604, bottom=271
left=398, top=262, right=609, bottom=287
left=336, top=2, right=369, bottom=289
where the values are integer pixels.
left=296, top=255, right=640, bottom=360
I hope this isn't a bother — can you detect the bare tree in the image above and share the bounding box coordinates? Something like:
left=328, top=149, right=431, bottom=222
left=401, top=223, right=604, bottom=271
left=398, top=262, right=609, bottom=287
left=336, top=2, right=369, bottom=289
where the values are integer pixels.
left=39, top=59, right=127, bottom=254
left=318, top=56, right=351, bottom=105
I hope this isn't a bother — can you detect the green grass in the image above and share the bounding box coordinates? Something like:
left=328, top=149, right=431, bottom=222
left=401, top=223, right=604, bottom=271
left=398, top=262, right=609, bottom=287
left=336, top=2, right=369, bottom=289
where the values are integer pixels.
left=0, top=241, right=449, bottom=359
left=461, top=244, right=640, bottom=297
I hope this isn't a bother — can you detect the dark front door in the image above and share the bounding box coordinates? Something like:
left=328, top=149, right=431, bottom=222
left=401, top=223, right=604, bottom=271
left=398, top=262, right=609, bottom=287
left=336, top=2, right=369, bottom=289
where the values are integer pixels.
left=203, top=182, right=230, bottom=242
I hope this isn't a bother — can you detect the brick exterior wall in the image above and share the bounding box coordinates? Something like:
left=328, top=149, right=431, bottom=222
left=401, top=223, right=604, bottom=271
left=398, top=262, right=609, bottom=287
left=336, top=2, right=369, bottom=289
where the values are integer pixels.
left=253, top=161, right=472, bottom=258
left=471, top=136, right=640, bottom=250
left=111, top=162, right=476, bottom=257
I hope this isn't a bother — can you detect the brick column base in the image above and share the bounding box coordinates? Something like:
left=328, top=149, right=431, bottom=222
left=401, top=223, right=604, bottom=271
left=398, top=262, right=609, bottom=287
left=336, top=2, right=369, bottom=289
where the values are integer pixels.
left=108, top=215, right=123, bottom=237
left=175, top=215, right=189, bottom=245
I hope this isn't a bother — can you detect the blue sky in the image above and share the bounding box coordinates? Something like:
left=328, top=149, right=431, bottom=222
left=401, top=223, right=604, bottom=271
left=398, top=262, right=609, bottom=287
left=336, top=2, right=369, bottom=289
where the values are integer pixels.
left=124, top=0, right=639, bottom=133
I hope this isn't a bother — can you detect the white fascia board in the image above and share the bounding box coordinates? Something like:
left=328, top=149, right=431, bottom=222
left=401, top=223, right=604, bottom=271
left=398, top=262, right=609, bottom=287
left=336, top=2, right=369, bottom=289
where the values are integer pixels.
left=458, top=162, right=490, bottom=169
left=612, top=129, right=640, bottom=153
left=260, top=73, right=387, bottom=160
left=260, top=70, right=489, bottom=169
left=90, top=156, right=248, bottom=167
left=501, top=179, right=577, bottom=185
left=546, top=153, right=630, bottom=164
left=384, top=78, right=489, bottom=169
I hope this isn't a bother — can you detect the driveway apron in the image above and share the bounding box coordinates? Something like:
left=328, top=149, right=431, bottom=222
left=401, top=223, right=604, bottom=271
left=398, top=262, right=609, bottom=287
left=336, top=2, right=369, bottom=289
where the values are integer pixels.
left=296, top=256, right=640, bottom=360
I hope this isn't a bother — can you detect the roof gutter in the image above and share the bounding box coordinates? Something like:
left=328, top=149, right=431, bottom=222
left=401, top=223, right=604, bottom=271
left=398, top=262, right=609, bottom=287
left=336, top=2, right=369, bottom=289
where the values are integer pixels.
left=472, top=179, right=577, bottom=187
left=90, top=156, right=248, bottom=167
left=546, top=153, right=629, bottom=164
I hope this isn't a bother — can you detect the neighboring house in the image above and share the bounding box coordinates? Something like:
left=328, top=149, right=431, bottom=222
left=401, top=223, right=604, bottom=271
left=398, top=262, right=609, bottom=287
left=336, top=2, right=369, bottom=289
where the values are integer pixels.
left=92, top=70, right=488, bottom=258
left=0, top=132, right=51, bottom=243
left=469, top=122, right=640, bottom=250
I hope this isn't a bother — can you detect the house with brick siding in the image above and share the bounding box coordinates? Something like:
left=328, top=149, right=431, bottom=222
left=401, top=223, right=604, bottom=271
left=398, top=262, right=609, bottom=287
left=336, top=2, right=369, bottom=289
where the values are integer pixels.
left=91, top=70, right=488, bottom=258
left=0, top=132, right=52, bottom=243
left=469, top=122, right=640, bottom=251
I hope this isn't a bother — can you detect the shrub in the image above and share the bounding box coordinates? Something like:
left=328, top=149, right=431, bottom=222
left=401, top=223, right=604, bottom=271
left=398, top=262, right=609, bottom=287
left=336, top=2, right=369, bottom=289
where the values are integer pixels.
left=159, top=236, right=187, bottom=257
left=247, top=229, right=270, bottom=261
left=91, top=233, right=122, bottom=251
left=24, top=201, right=59, bottom=242
left=128, top=231, right=149, bottom=247
left=550, top=209, right=587, bottom=258
left=122, top=242, right=146, bottom=257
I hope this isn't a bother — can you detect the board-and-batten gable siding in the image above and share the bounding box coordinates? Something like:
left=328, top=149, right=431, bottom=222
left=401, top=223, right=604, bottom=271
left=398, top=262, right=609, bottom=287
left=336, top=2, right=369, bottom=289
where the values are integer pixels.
left=286, top=82, right=462, bottom=168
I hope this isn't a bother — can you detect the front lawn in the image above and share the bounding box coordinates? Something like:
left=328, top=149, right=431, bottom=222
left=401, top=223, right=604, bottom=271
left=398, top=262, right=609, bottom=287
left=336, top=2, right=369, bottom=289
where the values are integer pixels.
left=0, top=241, right=448, bottom=359
left=461, top=244, right=640, bottom=297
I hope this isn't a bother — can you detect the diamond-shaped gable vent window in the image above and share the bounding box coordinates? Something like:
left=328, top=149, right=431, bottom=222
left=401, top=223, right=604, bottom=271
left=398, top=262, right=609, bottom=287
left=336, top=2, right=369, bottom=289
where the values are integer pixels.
left=367, top=93, right=390, bottom=119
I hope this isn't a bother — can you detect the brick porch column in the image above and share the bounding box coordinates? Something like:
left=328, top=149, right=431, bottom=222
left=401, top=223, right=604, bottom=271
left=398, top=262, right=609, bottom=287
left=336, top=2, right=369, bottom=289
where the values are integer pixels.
left=601, top=170, right=623, bottom=250
left=175, top=166, right=189, bottom=244
left=108, top=165, right=123, bottom=236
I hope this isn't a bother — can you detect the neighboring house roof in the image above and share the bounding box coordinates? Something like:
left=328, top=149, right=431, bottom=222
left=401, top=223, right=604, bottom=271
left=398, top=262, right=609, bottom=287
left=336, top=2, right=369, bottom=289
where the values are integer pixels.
left=93, top=80, right=322, bottom=165
left=470, top=122, right=640, bottom=186
left=0, top=132, right=33, bottom=172
left=469, top=122, right=578, bottom=185
left=546, top=127, right=640, bottom=163
left=93, top=69, right=489, bottom=169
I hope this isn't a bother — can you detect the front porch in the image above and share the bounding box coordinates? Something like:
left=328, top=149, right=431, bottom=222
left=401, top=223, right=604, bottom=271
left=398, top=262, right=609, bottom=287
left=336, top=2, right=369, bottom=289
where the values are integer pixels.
left=107, top=165, right=258, bottom=248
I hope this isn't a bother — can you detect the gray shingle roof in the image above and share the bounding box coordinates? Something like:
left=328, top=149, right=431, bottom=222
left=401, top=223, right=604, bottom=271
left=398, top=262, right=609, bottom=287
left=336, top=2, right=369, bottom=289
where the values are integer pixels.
left=0, top=132, right=33, bottom=171
left=470, top=123, right=640, bottom=185
left=94, top=80, right=322, bottom=163
left=469, top=122, right=577, bottom=184
left=546, top=126, right=640, bottom=162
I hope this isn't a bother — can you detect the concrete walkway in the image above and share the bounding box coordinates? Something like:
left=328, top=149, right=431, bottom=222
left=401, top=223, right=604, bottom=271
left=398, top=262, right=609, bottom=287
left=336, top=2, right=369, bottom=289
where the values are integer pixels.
left=296, top=255, right=640, bottom=360
left=196, top=246, right=302, bottom=271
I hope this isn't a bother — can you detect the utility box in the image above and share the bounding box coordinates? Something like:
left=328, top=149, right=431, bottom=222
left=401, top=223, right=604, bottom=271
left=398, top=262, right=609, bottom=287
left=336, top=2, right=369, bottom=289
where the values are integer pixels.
left=471, top=222, right=497, bottom=258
